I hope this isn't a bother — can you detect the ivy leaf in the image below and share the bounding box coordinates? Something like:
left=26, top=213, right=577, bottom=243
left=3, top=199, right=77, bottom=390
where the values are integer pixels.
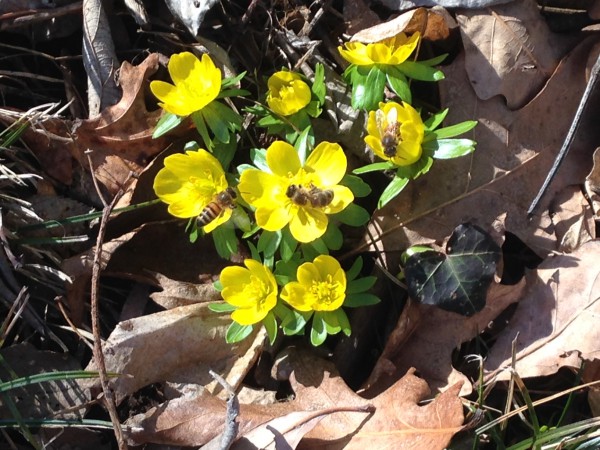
left=404, top=223, right=501, bottom=316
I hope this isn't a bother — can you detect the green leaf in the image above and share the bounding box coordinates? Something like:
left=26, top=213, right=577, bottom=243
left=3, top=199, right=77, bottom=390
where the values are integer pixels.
left=322, top=310, right=341, bottom=334
left=341, top=174, right=371, bottom=197
left=212, top=225, right=238, bottom=259
left=212, top=139, right=237, bottom=170
left=280, top=307, right=311, bottom=335
left=335, top=309, right=351, bottom=336
left=226, top=322, right=254, bottom=343
left=263, top=312, right=278, bottom=345
left=385, top=69, right=412, bottom=103
left=398, top=60, right=445, bottom=82
left=406, top=155, right=434, bottom=178
left=303, top=100, right=322, bottom=118
left=213, top=279, right=223, bottom=291
left=401, top=245, right=434, bottom=265
left=353, top=161, right=394, bottom=174
left=378, top=176, right=410, bottom=209
left=347, top=276, right=376, bottom=294
left=310, top=313, right=327, bottom=346
left=249, top=147, right=269, bottom=172
left=217, top=88, right=251, bottom=98
left=191, top=112, right=213, bottom=150
left=332, top=203, right=370, bottom=227
left=280, top=227, right=298, bottom=262
left=346, top=257, right=363, bottom=281
left=404, top=223, right=501, bottom=316
left=231, top=207, right=252, bottom=233
left=153, top=113, right=184, bottom=138
left=426, top=120, right=478, bottom=140
left=247, top=241, right=261, bottom=262
left=257, top=230, right=281, bottom=258
left=419, top=53, right=448, bottom=66
left=311, top=63, right=326, bottom=104
left=257, top=114, right=283, bottom=127
left=202, top=104, right=230, bottom=144
left=423, top=108, right=449, bottom=132
left=208, top=302, right=235, bottom=313
left=294, top=125, right=312, bottom=165
left=321, top=223, right=343, bottom=251
left=274, top=259, right=300, bottom=285
left=344, top=293, right=381, bottom=307
left=221, top=71, right=247, bottom=89
left=351, top=65, right=385, bottom=111
left=423, top=138, right=477, bottom=159
left=306, top=237, right=328, bottom=256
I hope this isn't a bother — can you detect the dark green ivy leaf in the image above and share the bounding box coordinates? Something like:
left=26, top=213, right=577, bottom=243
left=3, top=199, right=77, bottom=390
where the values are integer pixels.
left=404, top=223, right=501, bottom=316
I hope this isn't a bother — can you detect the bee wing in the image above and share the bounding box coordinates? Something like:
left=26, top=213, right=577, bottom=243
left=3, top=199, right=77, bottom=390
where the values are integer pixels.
left=386, top=106, right=398, bottom=126
left=375, top=109, right=386, bottom=133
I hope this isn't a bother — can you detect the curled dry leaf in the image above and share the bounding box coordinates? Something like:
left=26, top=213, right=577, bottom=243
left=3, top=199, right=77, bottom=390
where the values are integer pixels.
left=364, top=36, right=600, bottom=264
left=457, top=0, right=569, bottom=109
left=350, top=7, right=450, bottom=43
left=549, top=186, right=595, bottom=253
left=361, top=280, right=526, bottom=398
left=584, top=147, right=600, bottom=215
left=484, top=240, right=600, bottom=381
left=85, top=303, right=266, bottom=403
left=5, top=53, right=170, bottom=196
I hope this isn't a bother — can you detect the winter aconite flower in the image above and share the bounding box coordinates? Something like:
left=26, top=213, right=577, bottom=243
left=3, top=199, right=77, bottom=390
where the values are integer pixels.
left=238, top=141, right=354, bottom=243
left=281, top=255, right=346, bottom=312
left=150, top=52, right=221, bottom=117
left=153, top=149, right=233, bottom=233
left=338, top=32, right=420, bottom=67
left=220, top=259, right=278, bottom=325
left=365, top=101, right=425, bottom=166
left=266, top=71, right=311, bottom=116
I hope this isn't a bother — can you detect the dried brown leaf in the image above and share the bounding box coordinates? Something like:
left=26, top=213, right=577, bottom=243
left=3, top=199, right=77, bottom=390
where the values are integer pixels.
left=84, top=303, right=266, bottom=403
left=456, top=0, right=569, bottom=109
left=361, top=281, right=525, bottom=397
left=484, top=240, right=600, bottom=381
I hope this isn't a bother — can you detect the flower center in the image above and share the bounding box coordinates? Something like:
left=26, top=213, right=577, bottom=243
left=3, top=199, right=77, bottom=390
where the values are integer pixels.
left=245, top=275, right=271, bottom=310
left=310, top=275, right=340, bottom=308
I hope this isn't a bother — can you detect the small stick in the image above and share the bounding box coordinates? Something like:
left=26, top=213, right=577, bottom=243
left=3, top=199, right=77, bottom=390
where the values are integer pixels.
left=527, top=52, right=600, bottom=217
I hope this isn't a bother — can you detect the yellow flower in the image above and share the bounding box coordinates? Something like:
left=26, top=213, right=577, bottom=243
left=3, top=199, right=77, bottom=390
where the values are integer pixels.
left=150, top=52, right=221, bottom=117
left=153, top=149, right=232, bottom=233
left=365, top=101, right=425, bottom=166
left=238, top=141, right=354, bottom=243
left=281, top=255, right=346, bottom=312
left=220, top=259, right=278, bottom=325
left=338, top=32, right=420, bottom=66
left=266, top=71, right=311, bottom=116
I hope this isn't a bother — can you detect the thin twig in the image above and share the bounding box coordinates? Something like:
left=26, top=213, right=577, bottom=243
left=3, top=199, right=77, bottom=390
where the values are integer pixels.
left=90, top=189, right=127, bottom=449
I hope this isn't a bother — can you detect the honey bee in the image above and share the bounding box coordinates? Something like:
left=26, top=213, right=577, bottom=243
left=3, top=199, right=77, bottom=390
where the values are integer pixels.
left=197, top=187, right=236, bottom=227
left=376, top=107, right=400, bottom=158
left=286, top=184, right=334, bottom=208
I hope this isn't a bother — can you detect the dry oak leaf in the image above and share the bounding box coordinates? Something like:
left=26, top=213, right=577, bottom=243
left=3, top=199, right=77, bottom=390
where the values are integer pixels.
left=281, top=350, right=464, bottom=450
left=8, top=53, right=169, bottom=193
left=363, top=36, right=600, bottom=263
left=456, top=0, right=570, bottom=109
left=484, top=240, right=600, bottom=381
left=84, top=303, right=266, bottom=404
left=360, top=281, right=525, bottom=398
left=126, top=349, right=463, bottom=449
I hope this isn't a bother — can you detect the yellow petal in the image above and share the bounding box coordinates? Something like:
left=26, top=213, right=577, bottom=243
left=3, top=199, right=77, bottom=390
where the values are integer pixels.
left=364, top=135, right=388, bottom=161
left=323, top=185, right=354, bottom=214
left=389, top=32, right=420, bottom=65
left=202, top=207, right=233, bottom=233
left=255, top=203, right=293, bottom=231
left=280, top=282, right=313, bottom=312
left=289, top=207, right=328, bottom=243
left=305, top=142, right=347, bottom=186
left=266, top=141, right=301, bottom=178
left=338, top=42, right=373, bottom=66
left=232, top=305, right=267, bottom=325
left=267, top=71, right=311, bottom=116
